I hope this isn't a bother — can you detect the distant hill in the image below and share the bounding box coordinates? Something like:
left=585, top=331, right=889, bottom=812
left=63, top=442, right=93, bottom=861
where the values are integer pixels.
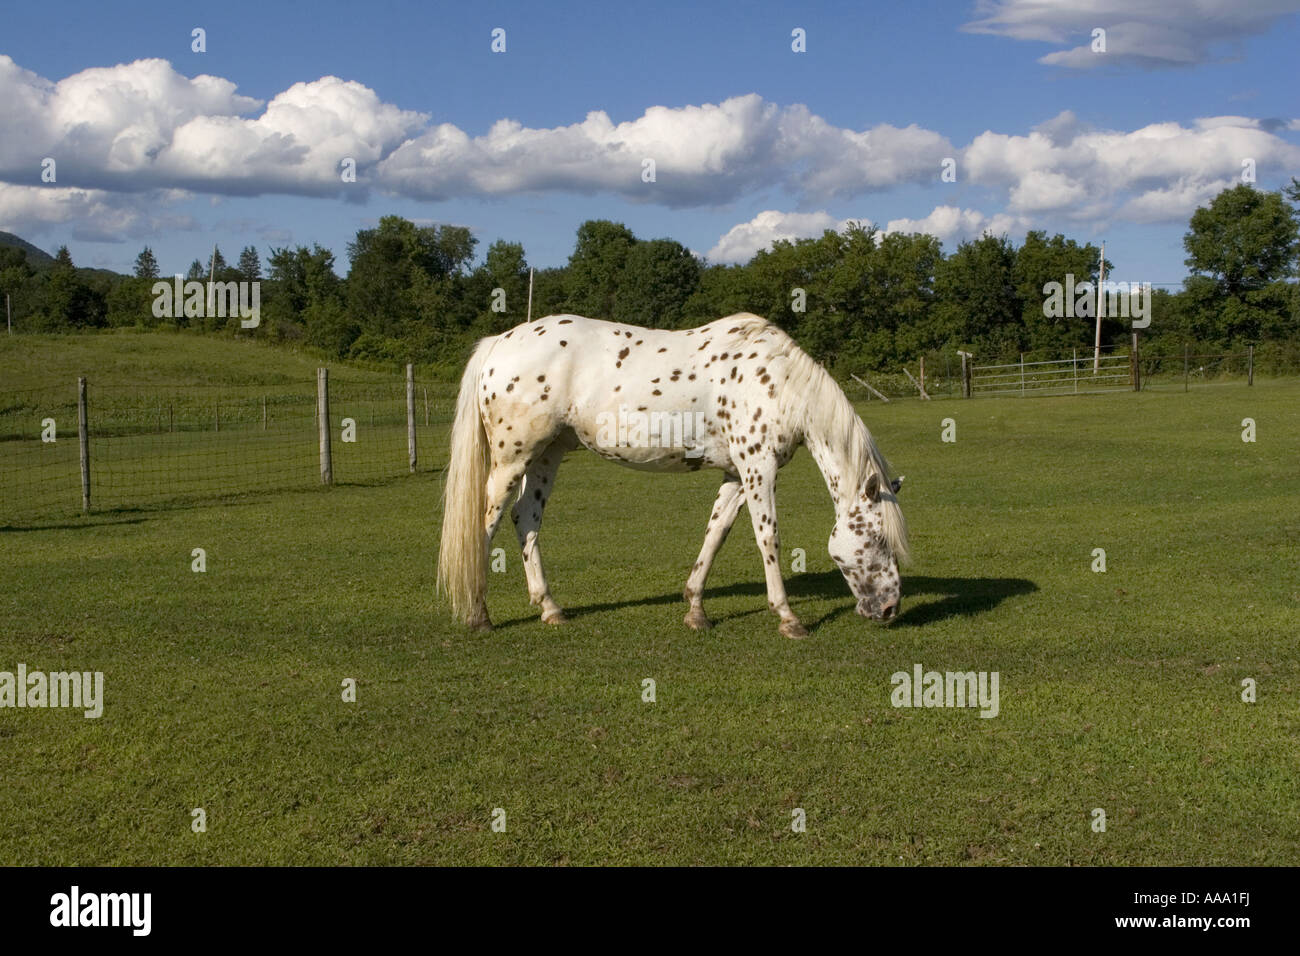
left=0, top=232, right=55, bottom=269
left=0, top=232, right=126, bottom=282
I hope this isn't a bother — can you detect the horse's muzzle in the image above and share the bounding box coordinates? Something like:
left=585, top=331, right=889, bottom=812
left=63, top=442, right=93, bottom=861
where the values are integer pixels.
left=857, top=599, right=899, bottom=622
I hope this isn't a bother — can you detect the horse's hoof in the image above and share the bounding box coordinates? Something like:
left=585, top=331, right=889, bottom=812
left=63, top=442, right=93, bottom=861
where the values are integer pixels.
left=683, top=609, right=713, bottom=630
left=780, top=620, right=808, bottom=640
left=542, top=609, right=567, bottom=625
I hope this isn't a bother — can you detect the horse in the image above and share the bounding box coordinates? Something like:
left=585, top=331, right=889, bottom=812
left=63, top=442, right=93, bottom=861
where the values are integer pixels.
left=436, top=312, right=908, bottom=638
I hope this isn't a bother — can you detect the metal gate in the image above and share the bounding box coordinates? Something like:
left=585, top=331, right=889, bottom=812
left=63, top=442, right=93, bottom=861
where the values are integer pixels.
left=970, top=350, right=1132, bottom=397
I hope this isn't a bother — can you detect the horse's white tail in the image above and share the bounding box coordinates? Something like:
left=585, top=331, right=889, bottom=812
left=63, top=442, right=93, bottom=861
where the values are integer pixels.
left=437, top=337, right=493, bottom=624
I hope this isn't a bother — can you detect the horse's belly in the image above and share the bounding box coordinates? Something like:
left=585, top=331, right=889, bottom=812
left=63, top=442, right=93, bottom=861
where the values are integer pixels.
left=571, top=408, right=731, bottom=473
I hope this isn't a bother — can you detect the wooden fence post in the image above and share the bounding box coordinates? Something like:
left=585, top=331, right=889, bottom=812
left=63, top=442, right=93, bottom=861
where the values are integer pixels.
left=318, top=367, right=333, bottom=485
left=1020, top=353, right=1026, bottom=395
left=958, top=351, right=972, bottom=398
left=262, top=395, right=268, bottom=429
left=78, top=377, right=90, bottom=513
left=1247, top=345, right=1254, bottom=386
left=919, top=355, right=925, bottom=396
left=1131, top=332, right=1140, bottom=391
left=406, top=363, right=417, bottom=473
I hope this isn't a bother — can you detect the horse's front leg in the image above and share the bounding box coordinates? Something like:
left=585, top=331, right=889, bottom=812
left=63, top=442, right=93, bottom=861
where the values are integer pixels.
left=683, top=477, right=744, bottom=630
left=742, top=459, right=807, bottom=639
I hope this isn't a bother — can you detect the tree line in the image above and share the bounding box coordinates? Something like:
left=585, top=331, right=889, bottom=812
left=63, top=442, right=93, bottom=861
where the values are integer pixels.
left=2, top=181, right=1297, bottom=378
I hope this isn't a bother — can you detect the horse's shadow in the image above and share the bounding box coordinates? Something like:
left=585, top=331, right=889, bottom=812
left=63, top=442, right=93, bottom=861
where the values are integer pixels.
left=496, top=572, right=1036, bottom=630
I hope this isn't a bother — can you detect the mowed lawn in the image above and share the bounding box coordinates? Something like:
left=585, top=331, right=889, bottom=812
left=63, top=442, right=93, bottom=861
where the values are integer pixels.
left=1, top=346, right=1298, bottom=863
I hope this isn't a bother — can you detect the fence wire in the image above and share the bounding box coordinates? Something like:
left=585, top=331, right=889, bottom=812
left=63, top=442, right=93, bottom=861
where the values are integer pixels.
left=0, top=385, right=83, bottom=522
left=0, top=374, right=455, bottom=523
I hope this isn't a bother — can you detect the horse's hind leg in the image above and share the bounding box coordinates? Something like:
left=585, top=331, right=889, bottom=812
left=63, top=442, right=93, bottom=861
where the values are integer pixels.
left=683, top=477, right=744, bottom=630
left=511, top=434, right=574, bottom=624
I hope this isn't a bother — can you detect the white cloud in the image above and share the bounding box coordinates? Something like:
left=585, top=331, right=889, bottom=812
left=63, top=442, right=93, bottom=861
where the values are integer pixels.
left=705, top=210, right=847, bottom=262
left=1115, top=178, right=1236, bottom=222
left=963, top=0, right=1300, bottom=69
left=0, top=59, right=953, bottom=208
left=377, top=95, right=951, bottom=206
left=0, top=56, right=426, bottom=197
left=708, top=205, right=1027, bottom=263
left=0, top=183, right=197, bottom=241
left=1, top=56, right=1298, bottom=244
left=882, top=206, right=1025, bottom=242
left=771, top=105, right=955, bottom=199
left=962, top=112, right=1300, bottom=222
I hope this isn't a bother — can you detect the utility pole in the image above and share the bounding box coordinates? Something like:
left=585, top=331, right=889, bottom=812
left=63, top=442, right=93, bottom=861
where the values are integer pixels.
left=526, top=267, right=534, bottom=321
left=206, top=243, right=218, bottom=318
left=1094, top=240, right=1105, bottom=374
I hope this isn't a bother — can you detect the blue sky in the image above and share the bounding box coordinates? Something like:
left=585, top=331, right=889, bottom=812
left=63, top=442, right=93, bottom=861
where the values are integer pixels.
left=2, top=0, right=1298, bottom=287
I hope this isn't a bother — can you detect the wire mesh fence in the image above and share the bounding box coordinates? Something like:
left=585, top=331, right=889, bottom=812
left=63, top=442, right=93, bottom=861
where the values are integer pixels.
left=0, top=371, right=456, bottom=524
left=1138, top=347, right=1254, bottom=388
left=845, top=342, right=1263, bottom=402
left=0, top=384, right=83, bottom=520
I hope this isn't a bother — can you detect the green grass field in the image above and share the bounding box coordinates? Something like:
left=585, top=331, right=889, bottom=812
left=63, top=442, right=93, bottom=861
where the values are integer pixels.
left=1, top=332, right=1298, bottom=865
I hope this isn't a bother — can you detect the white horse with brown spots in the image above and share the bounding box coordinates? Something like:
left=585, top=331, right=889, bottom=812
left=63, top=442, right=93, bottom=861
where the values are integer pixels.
left=437, top=313, right=908, bottom=638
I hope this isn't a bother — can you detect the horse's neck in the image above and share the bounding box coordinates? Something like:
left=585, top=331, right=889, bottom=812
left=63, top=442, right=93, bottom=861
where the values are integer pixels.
left=775, top=354, right=860, bottom=509
left=800, top=409, right=853, bottom=512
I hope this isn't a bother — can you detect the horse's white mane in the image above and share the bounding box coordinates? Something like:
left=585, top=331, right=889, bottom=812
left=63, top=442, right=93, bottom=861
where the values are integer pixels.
left=714, top=314, right=910, bottom=564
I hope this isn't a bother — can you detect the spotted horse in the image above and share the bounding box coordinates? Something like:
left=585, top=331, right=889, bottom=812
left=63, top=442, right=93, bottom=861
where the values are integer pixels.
left=437, top=313, right=908, bottom=638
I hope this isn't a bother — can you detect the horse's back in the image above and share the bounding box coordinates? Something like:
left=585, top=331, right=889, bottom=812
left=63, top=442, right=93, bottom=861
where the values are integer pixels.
left=475, top=313, right=797, bottom=471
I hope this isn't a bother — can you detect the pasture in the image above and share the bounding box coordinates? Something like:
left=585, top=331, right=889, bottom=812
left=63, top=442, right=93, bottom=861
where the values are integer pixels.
left=1, top=333, right=1298, bottom=865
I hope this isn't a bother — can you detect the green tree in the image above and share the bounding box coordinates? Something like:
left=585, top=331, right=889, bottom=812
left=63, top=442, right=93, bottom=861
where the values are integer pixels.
left=106, top=277, right=158, bottom=328
left=856, top=230, right=943, bottom=363
left=682, top=263, right=756, bottom=323
left=482, top=239, right=529, bottom=330
left=1183, top=184, right=1299, bottom=342
left=208, top=246, right=229, bottom=276
left=932, top=233, right=1021, bottom=360
left=1013, top=231, right=1107, bottom=353
left=612, top=238, right=700, bottom=327
left=264, top=244, right=347, bottom=350
left=346, top=216, right=477, bottom=340
left=0, top=247, right=37, bottom=332
left=529, top=267, right=569, bottom=320
left=237, top=246, right=262, bottom=281
left=134, top=247, right=160, bottom=280
left=564, top=220, right=637, bottom=317
left=42, top=248, right=105, bottom=330
left=744, top=228, right=856, bottom=364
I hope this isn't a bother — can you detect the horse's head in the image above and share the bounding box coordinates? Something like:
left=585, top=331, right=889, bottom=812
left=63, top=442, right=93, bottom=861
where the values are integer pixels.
left=828, top=473, right=904, bottom=622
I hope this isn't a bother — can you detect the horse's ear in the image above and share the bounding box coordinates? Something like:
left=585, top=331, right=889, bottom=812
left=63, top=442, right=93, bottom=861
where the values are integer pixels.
left=890, top=475, right=904, bottom=495
left=864, top=472, right=881, bottom=502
